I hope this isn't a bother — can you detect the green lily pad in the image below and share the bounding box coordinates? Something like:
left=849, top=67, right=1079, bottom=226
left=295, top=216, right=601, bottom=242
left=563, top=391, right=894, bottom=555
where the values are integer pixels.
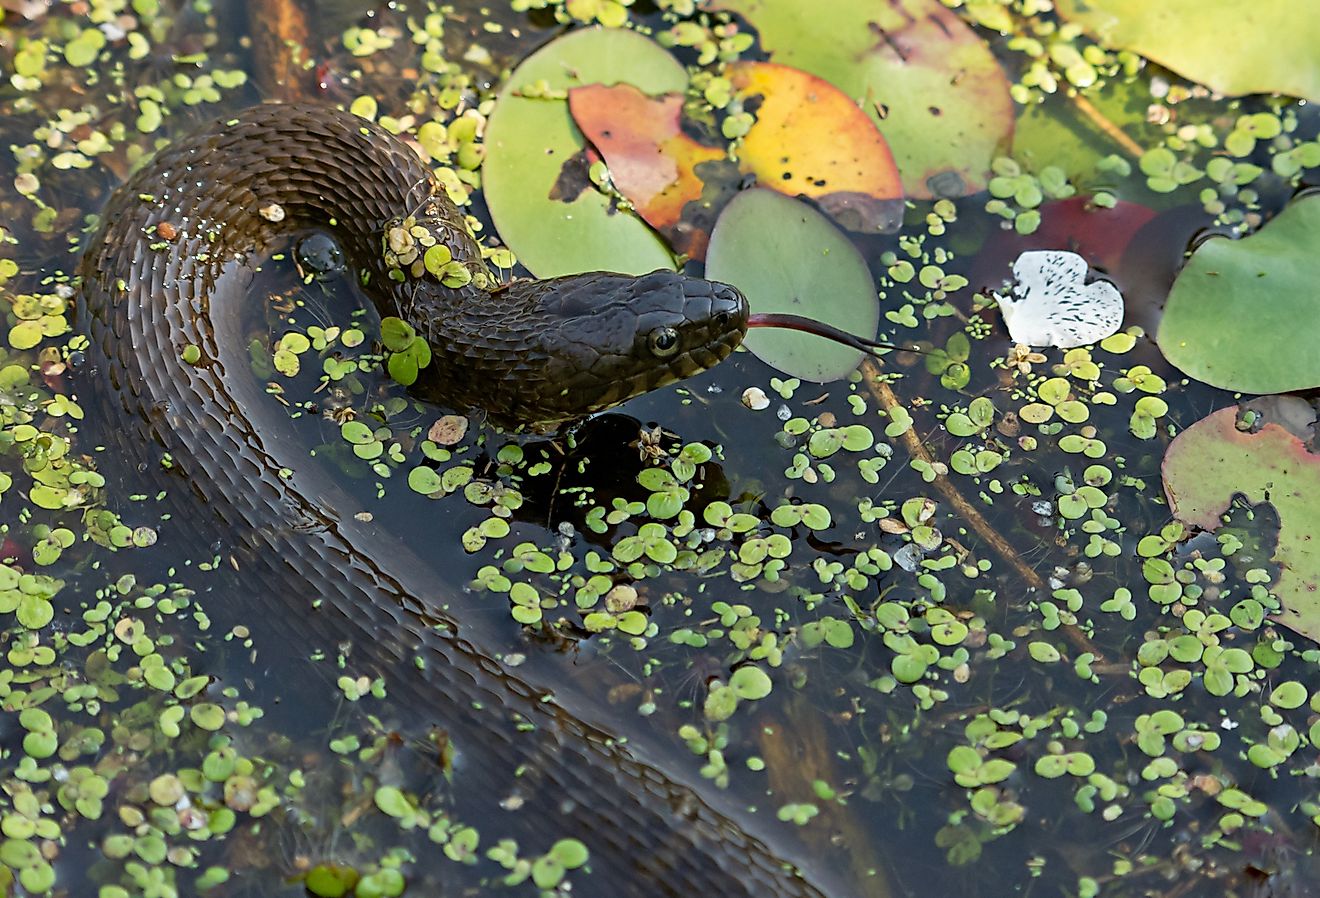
left=1162, top=407, right=1320, bottom=643
left=1159, top=196, right=1320, bottom=393
left=706, top=189, right=876, bottom=381
left=706, top=0, right=1014, bottom=198
left=482, top=27, right=686, bottom=278
left=1056, top=0, right=1320, bottom=103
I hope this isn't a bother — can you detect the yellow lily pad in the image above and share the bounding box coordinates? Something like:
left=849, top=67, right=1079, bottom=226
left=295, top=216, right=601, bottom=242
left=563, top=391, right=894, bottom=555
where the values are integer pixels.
left=706, top=0, right=1014, bottom=198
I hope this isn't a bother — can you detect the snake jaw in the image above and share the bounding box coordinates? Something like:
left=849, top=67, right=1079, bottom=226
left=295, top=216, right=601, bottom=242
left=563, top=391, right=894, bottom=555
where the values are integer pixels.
left=460, top=270, right=749, bottom=428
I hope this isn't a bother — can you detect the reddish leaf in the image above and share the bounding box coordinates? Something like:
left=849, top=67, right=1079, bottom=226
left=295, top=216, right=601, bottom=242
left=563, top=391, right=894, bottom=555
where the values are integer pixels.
left=970, top=197, right=1156, bottom=293
left=569, top=83, right=726, bottom=259
left=1163, top=406, right=1320, bottom=643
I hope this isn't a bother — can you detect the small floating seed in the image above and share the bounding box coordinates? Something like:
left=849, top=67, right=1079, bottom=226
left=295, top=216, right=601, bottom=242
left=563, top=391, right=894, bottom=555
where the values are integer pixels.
left=259, top=203, right=285, bottom=222
left=428, top=415, right=467, bottom=446
left=742, top=387, right=770, bottom=411
left=156, top=221, right=178, bottom=241
left=605, top=584, right=638, bottom=613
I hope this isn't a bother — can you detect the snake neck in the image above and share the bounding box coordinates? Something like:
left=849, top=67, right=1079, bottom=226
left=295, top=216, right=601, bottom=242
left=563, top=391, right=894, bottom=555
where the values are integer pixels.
left=83, top=103, right=493, bottom=335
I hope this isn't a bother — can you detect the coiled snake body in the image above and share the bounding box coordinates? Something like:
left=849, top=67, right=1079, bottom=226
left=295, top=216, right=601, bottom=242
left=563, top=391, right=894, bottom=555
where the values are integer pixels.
left=79, top=103, right=827, bottom=895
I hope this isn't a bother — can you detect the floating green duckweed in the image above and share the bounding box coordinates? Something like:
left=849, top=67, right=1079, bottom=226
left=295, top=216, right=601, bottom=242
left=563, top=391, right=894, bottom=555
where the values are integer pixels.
left=380, top=316, right=432, bottom=387
left=5, top=1, right=1320, bottom=894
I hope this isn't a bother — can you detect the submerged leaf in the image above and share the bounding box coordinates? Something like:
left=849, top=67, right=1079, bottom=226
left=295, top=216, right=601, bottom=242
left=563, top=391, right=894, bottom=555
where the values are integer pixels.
left=971, top=197, right=1156, bottom=293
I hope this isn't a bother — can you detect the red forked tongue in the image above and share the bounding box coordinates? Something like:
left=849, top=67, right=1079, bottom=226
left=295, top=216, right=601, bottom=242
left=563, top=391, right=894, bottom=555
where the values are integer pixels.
left=745, top=313, right=932, bottom=356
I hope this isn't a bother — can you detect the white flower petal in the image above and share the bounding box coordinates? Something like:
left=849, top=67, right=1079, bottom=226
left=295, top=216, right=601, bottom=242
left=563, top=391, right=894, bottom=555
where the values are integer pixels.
left=999, top=250, right=1124, bottom=349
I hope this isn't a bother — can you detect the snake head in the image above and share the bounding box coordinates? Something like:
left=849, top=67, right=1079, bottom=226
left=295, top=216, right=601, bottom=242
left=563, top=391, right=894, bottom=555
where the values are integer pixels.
left=467, top=269, right=748, bottom=428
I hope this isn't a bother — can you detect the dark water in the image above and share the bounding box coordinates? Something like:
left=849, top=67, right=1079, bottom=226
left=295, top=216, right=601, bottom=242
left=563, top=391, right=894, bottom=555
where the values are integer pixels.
left=2, top=1, right=1319, bottom=896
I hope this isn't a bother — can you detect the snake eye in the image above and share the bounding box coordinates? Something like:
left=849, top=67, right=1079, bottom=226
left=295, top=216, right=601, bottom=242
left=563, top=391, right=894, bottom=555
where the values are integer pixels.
left=647, top=326, right=680, bottom=359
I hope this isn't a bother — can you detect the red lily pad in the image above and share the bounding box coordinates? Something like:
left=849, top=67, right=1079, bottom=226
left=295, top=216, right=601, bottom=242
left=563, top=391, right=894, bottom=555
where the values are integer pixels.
left=971, top=197, right=1156, bottom=293
left=1163, top=406, right=1320, bottom=643
left=728, top=61, right=903, bottom=233
left=705, top=0, right=1014, bottom=198
left=568, top=83, right=727, bottom=260
left=482, top=28, right=687, bottom=278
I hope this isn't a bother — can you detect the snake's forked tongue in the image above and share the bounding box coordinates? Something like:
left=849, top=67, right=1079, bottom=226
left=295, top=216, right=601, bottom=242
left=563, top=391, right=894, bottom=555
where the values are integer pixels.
left=745, top=313, right=930, bottom=356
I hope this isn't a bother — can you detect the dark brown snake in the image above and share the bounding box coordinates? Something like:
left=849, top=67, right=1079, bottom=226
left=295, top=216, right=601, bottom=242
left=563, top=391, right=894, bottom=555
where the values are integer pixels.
left=78, top=103, right=833, bottom=896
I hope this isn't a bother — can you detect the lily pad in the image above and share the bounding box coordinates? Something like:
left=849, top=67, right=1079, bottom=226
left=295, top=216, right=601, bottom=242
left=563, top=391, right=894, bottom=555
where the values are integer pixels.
left=971, top=197, right=1156, bottom=293
left=568, top=83, right=728, bottom=259
left=1162, top=407, right=1320, bottom=642
left=728, top=61, right=903, bottom=232
left=482, top=28, right=687, bottom=278
left=1158, top=195, right=1320, bottom=393
left=706, top=0, right=1014, bottom=198
left=1056, top=0, right=1320, bottom=103
left=706, top=188, right=876, bottom=381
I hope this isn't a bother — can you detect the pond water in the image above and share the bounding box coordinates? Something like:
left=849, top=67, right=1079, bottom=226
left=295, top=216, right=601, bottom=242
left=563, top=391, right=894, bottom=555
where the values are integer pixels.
left=2, top=1, right=1319, bottom=896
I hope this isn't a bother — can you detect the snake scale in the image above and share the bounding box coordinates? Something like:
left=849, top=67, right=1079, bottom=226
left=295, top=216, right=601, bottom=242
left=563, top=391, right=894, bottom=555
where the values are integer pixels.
left=78, top=103, right=831, bottom=896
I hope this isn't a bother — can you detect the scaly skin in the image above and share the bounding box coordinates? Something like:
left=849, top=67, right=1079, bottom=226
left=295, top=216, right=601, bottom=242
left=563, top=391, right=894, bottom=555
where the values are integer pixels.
left=78, top=103, right=828, bottom=897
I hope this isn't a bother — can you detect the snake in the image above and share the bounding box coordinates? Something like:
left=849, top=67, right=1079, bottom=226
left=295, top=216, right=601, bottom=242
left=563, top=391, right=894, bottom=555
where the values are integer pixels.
left=78, top=102, right=834, bottom=896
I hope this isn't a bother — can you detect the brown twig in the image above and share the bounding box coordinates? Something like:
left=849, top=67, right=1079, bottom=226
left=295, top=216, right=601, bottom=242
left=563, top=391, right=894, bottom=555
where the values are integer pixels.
left=860, top=359, right=1103, bottom=660
left=1069, top=91, right=1145, bottom=159
left=247, top=0, right=316, bottom=102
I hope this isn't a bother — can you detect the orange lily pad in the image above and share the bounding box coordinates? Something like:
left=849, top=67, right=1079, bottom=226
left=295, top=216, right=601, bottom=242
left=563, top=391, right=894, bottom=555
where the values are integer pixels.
left=568, top=61, right=903, bottom=257
left=567, top=83, right=728, bottom=259
left=729, top=61, right=903, bottom=233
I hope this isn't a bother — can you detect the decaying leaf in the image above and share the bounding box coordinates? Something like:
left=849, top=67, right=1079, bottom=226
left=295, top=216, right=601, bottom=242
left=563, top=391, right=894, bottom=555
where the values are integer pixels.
left=1163, top=406, right=1320, bottom=643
